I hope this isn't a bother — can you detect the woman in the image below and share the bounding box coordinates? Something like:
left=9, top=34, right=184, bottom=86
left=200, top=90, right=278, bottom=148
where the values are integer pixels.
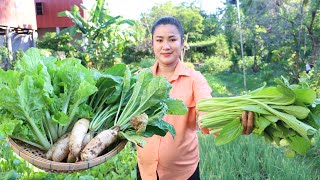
left=137, top=16, right=253, bottom=180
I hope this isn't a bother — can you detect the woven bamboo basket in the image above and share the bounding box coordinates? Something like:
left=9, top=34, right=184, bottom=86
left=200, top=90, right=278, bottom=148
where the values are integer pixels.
left=7, top=137, right=127, bottom=172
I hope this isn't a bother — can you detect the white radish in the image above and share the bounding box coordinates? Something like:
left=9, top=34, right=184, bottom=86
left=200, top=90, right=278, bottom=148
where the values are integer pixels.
left=81, top=128, right=118, bottom=161
left=67, top=152, right=77, bottom=163
left=81, top=132, right=93, bottom=150
left=130, top=113, right=148, bottom=133
left=46, top=143, right=57, bottom=160
left=52, top=133, right=70, bottom=162
left=46, top=133, right=69, bottom=160
left=69, top=118, right=90, bottom=157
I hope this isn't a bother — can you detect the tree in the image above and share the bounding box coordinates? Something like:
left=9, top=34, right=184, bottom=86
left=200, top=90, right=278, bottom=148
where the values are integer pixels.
left=140, top=1, right=204, bottom=41
left=222, top=0, right=320, bottom=82
left=58, top=0, right=136, bottom=69
left=306, top=0, right=320, bottom=69
left=201, top=13, right=223, bottom=38
left=221, top=3, right=240, bottom=72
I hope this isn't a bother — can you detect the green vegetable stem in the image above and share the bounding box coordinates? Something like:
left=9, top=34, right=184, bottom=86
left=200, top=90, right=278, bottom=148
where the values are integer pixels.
left=197, top=76, right=319, bottom=156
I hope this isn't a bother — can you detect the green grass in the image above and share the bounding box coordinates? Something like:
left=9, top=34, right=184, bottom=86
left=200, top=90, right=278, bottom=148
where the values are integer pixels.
left=200, top=70, right=320, bottom=179
left=204, top=68, right=289, bottom=97
left=199, top=133, right=320, bottom=180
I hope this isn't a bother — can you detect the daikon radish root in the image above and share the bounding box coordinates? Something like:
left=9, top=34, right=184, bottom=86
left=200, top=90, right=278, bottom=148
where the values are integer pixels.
left=46, top=143, right=57, bottom=160
left=46, top=133, right=69, bottom=160
left=130, top=113, right=148, bottom=133
left=81, top=127, right=119, bottom=161
left=81, top=132, right=93, bottom=151
left=68, top=132, right=93, bottom=162
left=52, top=133, right=70, bottom=162
left=69, top=118, right=90, bottom=157
left=67, top=152, right=77, bottom=163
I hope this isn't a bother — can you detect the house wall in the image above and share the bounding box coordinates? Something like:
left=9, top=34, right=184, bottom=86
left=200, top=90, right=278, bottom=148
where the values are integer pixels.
left=35, top=0, right=84, bottom=28
left=0, top=0, right=37, bottom=29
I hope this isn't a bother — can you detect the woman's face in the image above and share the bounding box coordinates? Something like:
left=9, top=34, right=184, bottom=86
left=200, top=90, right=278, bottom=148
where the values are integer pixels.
left=152, top=24, right=183, bottom=66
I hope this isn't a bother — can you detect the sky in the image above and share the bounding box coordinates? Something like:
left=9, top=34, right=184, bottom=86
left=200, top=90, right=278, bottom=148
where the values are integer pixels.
left=106, top=0, right=225, bottom=20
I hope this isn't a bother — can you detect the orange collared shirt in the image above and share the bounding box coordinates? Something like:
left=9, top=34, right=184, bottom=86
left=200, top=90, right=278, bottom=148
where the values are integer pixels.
left=137, top=60, right=212, bottom=180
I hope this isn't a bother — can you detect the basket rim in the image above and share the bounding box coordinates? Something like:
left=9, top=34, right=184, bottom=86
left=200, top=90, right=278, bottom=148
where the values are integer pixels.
left=7, top=137, right=127, bottom=172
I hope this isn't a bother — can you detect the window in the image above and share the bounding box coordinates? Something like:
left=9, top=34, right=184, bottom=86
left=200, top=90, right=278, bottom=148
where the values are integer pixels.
left=36, top=2, right=43, bottom=15
left=229, top=0, right=237, bottom=4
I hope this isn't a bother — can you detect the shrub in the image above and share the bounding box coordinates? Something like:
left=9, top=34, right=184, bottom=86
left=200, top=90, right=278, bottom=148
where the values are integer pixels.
left=183, top=62, right=195, bottom=69
left=37, top=32, right=78, bottom=58
left=199, top=56, right=232, bottom=74
left=140, top=58, right=155, bottom=68
left=122, top=45, right=153, bottom=65
left=189, top=52, right=205, bottom=63
left=0, top=46, right=9, bottom=70
left=307, top=65, right=320, bottom=97
left=13, top=49, right=24, bottom=66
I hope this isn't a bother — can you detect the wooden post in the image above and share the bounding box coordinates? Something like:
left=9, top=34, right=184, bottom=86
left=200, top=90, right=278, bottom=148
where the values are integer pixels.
left=56, top=27, right=60, bottom=34
left=236, top=0, right=247, bottom=91
left=181, top=33, right=189, bottom=62
left=6, top=27, right=13, bottom=69
left=32, top=30, right=38, bottom=47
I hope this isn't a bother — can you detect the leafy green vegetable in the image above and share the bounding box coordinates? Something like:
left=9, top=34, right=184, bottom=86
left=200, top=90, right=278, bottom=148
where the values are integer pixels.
left=164, top=98, right=188, bottom=115
left=197, top=76, right=319, bottom=155
left=214, top=118, right=243, bottom=146
left=112, top=68, right=187, bottom=146
left=0, top=48, right=187, bottom=153
left=88, top=66, right=187, bottom=147
left=0, top=48, right=98, bottom=151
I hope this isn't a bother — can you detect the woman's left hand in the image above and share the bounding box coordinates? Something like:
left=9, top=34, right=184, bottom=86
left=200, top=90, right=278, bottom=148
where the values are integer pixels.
left=241, top=111, right=254, bottom=135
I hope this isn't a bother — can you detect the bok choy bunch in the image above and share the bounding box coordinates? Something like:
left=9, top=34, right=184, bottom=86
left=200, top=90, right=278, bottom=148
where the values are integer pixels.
left=80, top=66, right=188, bottom=160
left=197, top=76, right=319, bottom=156
left=85, top=65, right=188, bottom=149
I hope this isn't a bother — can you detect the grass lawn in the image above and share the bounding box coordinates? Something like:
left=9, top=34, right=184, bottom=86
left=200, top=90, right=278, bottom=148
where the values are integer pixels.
left=199, top=133, right=320, bottom=180
left=199, top=71, right=320, bottom=179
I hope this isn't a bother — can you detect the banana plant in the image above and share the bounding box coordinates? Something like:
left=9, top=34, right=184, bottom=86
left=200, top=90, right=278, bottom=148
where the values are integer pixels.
left=58, top=0, right=136, bottom=69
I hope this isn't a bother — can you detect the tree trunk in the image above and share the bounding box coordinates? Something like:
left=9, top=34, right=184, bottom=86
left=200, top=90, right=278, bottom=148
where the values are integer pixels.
left=310, top=40, right=319, bottom=67
left=292, top=1, right=305, bottom=83
left=307, top=0, right=320, bottom=69
left=252, top=34, right=260, bottom=73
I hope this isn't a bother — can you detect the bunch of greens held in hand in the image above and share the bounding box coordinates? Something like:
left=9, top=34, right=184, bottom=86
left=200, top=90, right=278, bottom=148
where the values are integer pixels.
left=81, top=64, right=188, bottom=160
left=0, top=48, right=99, bottom=151
left=197, top=74, right=320, bottom=157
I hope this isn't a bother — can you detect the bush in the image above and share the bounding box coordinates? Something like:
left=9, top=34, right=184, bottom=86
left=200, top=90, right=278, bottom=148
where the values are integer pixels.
left=140, top=58, right=155, bottom=68
left=37, top=32, right=78, bottom=58
left=183, top=62, right=195, bottom=70
left=307, top=61, right=320, bottom=96
left=13, top=49, right=24, bottom=66
left=199, top=56, right=232, bottom=74
left=122, top=45, right=153, bottom=65
left=189, top=52, right=205, bottom=63
left=0, top=46, right=9, bottom=70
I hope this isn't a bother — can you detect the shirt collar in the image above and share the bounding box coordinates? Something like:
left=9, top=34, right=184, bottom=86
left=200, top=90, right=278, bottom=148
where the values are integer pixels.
left=150, top=60, right=191, bottom=81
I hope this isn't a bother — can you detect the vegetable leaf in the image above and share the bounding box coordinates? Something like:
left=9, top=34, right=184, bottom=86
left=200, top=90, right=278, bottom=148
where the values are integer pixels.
left=144, top=120, right=176, bottom=138
left=215, top=118, right=243, bottom=146
left=288, top=135, right=311, bottom=155
left=165, top=98, right=188, bottom=115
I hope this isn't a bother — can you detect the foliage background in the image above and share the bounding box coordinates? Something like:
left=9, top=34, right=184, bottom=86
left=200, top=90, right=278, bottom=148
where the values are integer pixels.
left=0, top=0, right=320, bottom=179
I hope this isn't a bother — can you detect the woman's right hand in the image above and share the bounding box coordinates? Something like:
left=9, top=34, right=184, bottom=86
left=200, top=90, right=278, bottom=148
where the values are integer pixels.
left=241, top=111, right=254, bottom=135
